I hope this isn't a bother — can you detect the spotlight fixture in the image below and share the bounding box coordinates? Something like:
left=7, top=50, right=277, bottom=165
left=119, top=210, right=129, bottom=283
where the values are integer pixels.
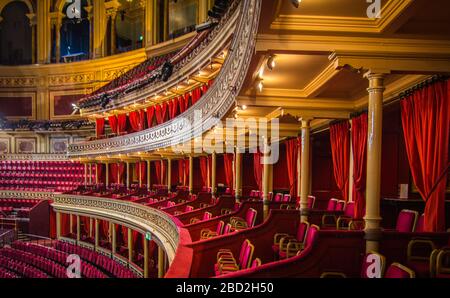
left=291, top=0, right=301, bottom=8
left=160, top=61, right=174, bottom=82
left=267, top=55, right=276, bottom=70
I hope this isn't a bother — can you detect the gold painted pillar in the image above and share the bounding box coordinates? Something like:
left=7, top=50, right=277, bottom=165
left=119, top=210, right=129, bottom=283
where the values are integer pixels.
left=158, top=246, right=165, bottom=278
left=25, top=14, right=36, bottom=64
left=69, top=214, right=74, bottom=234
left=37, top=0, right=51, bottom=64
left=110, top=12, right=117, bottom=55
left=143, top=238, right=149, bottom=278
left=300, top=119, right=312, bottom=222
left=89, top=218, right=94, bottom=238
left=144, top=0, right=155, bottom=47
left=198, top=0, right=209, bottom=23
left=95, top=219, right=100, bottom=249
left=126, top=162, right=131, bottom=188
left=76, top=215, right=81, bottom=242
left=105, top=163, right=110, bottom=186
left=262, top=141, right=271, bottom=219
left=189, top=156, right=194, bottom=194
left=147, top=160, right=151, bottom=190
left=163, top=0, right=169, bottom=42
left=128, top=228, right=133, bottom=263
left=54, top=13, right=63, bottom=63
left=167, top=159, right=172, bottom=193
left=364, top=73, right=386, bottom=253
left=84, top=164, right=88, bottom=187
left=235, top=151, right=243, bottom=202
left=111, top=223, right=117, bottom=254
left=139, top=162, right=143, bottom=188
left=211, top=152, right=217, bottom=197
left=56, top=212, right=61, bottom=239
left=93, top=0, right=106, bottom=59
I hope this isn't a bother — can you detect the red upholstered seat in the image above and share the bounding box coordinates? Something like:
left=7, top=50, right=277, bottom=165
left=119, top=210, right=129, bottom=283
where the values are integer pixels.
left=415, top=214, right=425, bottom=232
left=275, top=221, right=310, bottom=259
left=385, top=263, right=415, bottom=278
left=230, top=208, right=257, bottom=231
left=326, top=198, right=338, bottom=211
left=307, top=196, right=316, bottom=209
left=273, top=193, right=283, bottom=203
left=396, top=209, right=419, bottom=232
left=215, top=239, right=255, bottom=276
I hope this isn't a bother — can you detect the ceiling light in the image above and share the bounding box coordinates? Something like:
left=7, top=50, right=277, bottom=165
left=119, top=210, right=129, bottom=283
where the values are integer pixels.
left=267, top=55, right=276, bottom=70
left=256, top=80, right=264, bottom=93
left=242, top=105, right=247, bottom=110
left=291, top=0, right=301, bottom=8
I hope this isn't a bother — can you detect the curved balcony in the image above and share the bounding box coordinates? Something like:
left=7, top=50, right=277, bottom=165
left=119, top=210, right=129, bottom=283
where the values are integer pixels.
left=68, top=0, right=261, bottom=158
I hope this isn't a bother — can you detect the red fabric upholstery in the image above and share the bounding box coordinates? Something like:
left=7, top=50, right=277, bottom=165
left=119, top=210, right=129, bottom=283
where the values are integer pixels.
left=352, top=113, right=368, bottom=219
left=326, top=198, right=338, bottom=211
left=285, top=138, right=299, bottom=197
left=330, top=121, right=350, bottom=201
left=415, top=214, right=425, bottom=232
left=253, top=152, right=263, bottom=192
left=385, top=263, right=414, bottom=278
left=223, top=154, right=234, bottom=188
left=96, top=118, right=105, bottom=138
left=396, top=210, right=418, bottom=232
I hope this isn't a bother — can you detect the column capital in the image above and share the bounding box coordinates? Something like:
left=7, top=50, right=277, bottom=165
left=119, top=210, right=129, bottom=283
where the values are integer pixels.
left=25, top=13, right=36, bottom=26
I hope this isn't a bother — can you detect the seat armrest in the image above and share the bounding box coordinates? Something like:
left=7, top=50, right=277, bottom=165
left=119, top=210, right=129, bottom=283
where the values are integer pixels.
left=274, top=233, right=290, bottom=245
left=320, top=272, right=347, bottom=278
left=407, top=239, right=436, bottom=262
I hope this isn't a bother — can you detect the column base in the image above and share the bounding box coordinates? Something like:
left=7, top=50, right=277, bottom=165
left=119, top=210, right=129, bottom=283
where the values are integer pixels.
left=364, top=228, right=383, bottom=253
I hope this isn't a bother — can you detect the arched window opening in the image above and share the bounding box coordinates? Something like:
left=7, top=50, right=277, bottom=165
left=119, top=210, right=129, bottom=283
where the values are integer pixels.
left=168, top=0, right=198, bottom=40
left=114, top=0, right=144, bottom=54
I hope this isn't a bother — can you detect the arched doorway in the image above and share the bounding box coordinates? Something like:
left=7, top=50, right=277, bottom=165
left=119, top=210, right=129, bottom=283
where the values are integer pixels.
left=0, top=1, right=32, bottom=65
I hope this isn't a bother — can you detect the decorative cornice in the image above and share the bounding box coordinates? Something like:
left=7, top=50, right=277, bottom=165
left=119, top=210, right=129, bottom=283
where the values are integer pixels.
left=0, top=154, right=69, bottom=161
left=0, top=190, right=179, bottom=263
left=68, top=0, right=262, bottom=158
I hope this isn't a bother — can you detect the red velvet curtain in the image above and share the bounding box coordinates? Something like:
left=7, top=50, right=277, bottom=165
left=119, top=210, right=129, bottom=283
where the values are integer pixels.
left=108, top=115, right=118, bottom=134
left=110, top=163, right=118, bottom=183
left=179, top=96, right=186, bottom=113
left=184, top=93, right=191, bottom=110
left=154, top=161, right=161, bottom=184
left=168, top=98, right=179, bottom=119
left=253, top=152, right=263, bottom=191
left=146, top=106, right=155, bottom=128
left=101, top=220, right=109, bottom=239
left=155, top=103, right=169, bottom=125
left=330, top=121, right=350, bottom=201
left=285, top=138, right=299, bottom=197
left=61, top=213, right=69, bottom=237
left=96, top=118, right=105, bottom=138
left=401, top=80, right=449, bottom=232
left=121, top=226, right=128, bottom=247
left=223, top=153, right=234, bottom=188
left=117, top=114, right=128, bottom=134
left=49, top=210, right=56, bottom=238
left=352, top=113, right=368, bottom=219
left=199, top=156, right=208, bottom=187
left=191, top=88, right=201, bottom=105
left=178, top=160, right=184, bottom=185
left=184, top=159, right=189, bottom=186
left=129, top=111, right=144, bottom=132
left=96, top=164, right=104, bottom=184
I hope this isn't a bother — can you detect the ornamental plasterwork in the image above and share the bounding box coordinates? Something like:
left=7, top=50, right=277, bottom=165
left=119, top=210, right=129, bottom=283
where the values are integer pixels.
left=103, top=64, right=140, bottom=81
left=0, top=77, right=37, bottom=88
left=48, top=73, right=96, bottom=86
left=0, top=190, right=179, bottom=263
left=68, top=0, right=261, bottom=158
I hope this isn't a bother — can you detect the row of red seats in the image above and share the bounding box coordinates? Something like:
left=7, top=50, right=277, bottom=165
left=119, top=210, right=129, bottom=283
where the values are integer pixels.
left=0, top=255, right=48, bottom=278
left=0, top=267, right=18, bottom=278
left=0, top=173, right=85, bottom=178
left=55, top=241, right=137, bottom=278
left=0, top=247, right=68, bottom=278
left=12, top=242, right=107, bottom=278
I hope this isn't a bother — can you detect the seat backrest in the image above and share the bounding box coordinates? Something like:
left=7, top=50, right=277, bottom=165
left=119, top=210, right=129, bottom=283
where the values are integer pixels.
left=245, top=208, right=257, bottom=227
left=223, top=223, right=232, bottom=235
left=385, top=263, right=415, bottom=278
left=361, top=252, right=386, bottom=278
left=415, top=214, right=425, bottom=232
left=304, top=225, right=320, bottom=248
left=335, top=200, right=346, bottom=211
left=185, top=205, right=194, bottom=212
left=250, top=258, right=261, bottom=269
left=237, top=240, right=249, bottom=265
left=240, top=241, right=255, bottom=270
left=327, top=198, right=338, bottom=211
left=216, top=221, right=225, bottom=235
left=274, top=193, right=283, bottom=202
left=203, top=212, right=212, bottom=221
left=282, top=194, right=291, bottom=202
left=395, top=209, right=418, bottom=232
left=344, top=201, right=355, bottom=218
left=307, top=196, right=316, bottom=209
left=296, top=221, right=310, bottom=242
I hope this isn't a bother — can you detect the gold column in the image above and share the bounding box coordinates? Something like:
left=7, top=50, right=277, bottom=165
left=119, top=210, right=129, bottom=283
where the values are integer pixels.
left=89, top=218, right=94, bottom=238
left=189, top=156, right=194, bottom=194
left=110, top=12, right=117, bottom=55
left=84, top=164, right=88, bottom=186
left=128, top=228, right=133, bottom=263
left=89, top=163, right=93, bottom=185
left=126, top=162, right=130, bottom=188
left=167, top=159, right=172, bottom=193
left=147, top=160, right=151, bottom=190
left=76, top=215, right=81, bottom=243
left=235, top=151, right=243, bottom=202
left=69, top=214, right=74, bottom=234
left=111, top=223, right=117, bottom=254
left=54, top=14, right=62, bottom=63
left=163, top=0, right=169, bottom=42
left=95, top=219, right=100, bottom=249
left=211, top=152, right=217, bottom=197
left=364, top=73, right=386, bottom=253
left=105, top=163, right=110, bottom=186
left=26, top=14, right=36, bottom=64
left=139, top=162, right=143, bottom=188
left=144, top=0, right=155, bottom=47
left=262, top=141, right=271, bottom=219
left=158, top=246, right=165, bottom=278
left=198, top=0, right=209, bottom=23
left=300, top=119, right=312, bottom=222
left=37, top=0, right=51, bottom=64
left=93, top=0, right=106, bottom=59
left=143, top=238, right=149, bottom=278
left=56, top=212, right=61, bottom=239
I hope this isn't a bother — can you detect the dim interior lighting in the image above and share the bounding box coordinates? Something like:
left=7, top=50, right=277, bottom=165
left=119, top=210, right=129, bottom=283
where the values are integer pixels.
left=242, top=105, right=247, bottom=110
left=267, top=55, right=276, bottom=70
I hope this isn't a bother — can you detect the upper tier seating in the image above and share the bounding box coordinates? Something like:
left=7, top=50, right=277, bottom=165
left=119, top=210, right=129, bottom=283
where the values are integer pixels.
left=229, top=208, right=258, bottom=231
left=0, top=255, right=48, bottom=278
left=272, top=221, right=309, bottom=259
left=0, top=160, right=85, bottom=192
left=214, top=239, right=255, bottom=276
left=395, top=209, right=419, bottom=232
